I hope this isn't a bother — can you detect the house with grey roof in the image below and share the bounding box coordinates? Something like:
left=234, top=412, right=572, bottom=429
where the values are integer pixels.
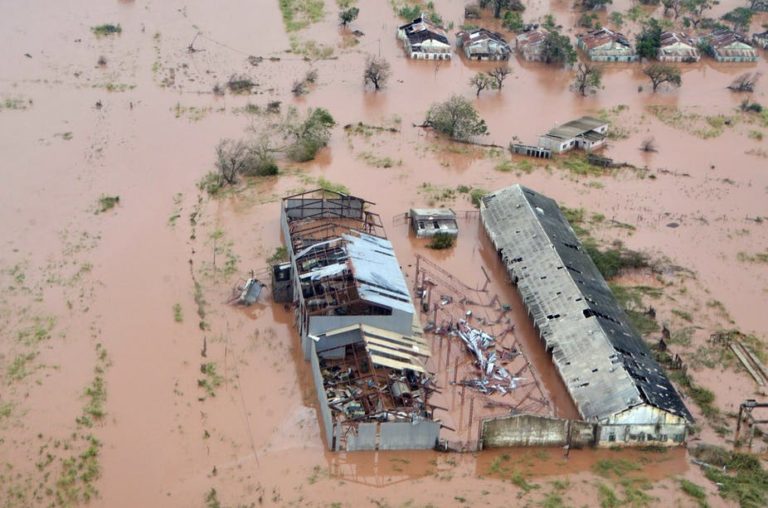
left=479, top=184, right=692, bottom=446
left=538, top=116, right=609, bottom=153
left=409, top=208, right=459, bottom=238
left=278, top=189, right=439, bottom=452
left=456, top=28, right=511, bottom=60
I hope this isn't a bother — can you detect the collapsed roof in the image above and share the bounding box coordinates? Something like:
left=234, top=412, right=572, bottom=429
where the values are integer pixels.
left=480, top=184, right=693, bottom=422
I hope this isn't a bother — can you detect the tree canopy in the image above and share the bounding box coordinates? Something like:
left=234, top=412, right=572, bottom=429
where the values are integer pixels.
left=643, top=63, right=682, bottom=92
left=541, top=31, right=577, bottom=66
left=636, top=18, right=663, bottom=60
left=425, top=96, right=488, bottom=140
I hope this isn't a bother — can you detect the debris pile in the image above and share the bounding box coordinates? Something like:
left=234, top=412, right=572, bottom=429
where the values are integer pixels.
left=457, top=321, right=522, bottom=395
left=321, top=352, right=430, bottom=423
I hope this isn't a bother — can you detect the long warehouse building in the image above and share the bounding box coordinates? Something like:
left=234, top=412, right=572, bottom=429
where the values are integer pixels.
left=480, top=184, right=693, bottom=446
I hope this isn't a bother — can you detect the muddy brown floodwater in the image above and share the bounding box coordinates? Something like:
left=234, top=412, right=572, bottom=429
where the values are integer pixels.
left=0, top=0, right=766, bottom=506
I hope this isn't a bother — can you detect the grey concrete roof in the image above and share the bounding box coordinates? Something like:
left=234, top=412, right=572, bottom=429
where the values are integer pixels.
left=545, top=116, right=607, bottom=140
left=480, top=184, right=692, bottom=422
left=410, top=208, right=457, bottom=220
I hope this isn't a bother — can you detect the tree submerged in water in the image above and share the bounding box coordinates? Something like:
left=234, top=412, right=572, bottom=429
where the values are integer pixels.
left=424, top=96, right=488, bottom=140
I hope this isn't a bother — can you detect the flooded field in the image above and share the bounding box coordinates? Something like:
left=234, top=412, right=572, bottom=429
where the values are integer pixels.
left=1, top=0, right=767, bottom=506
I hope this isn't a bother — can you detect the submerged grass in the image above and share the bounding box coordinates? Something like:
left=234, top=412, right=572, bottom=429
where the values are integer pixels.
left=680, top=479, right=709, bottom=508
left=691, top=445, right=768, bottom=508
left=91, top=24, right=122, bottom=36
left=96, top=195, right=120, bottom=214
left=647, top=105, right=736, bottom=139
left=279, top=0, right=325, bottom=31
left=198, top=362, right=223, bottom=398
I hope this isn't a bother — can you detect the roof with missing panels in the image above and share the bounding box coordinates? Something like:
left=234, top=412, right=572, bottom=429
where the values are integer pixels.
left=480, top=185, right=692, bottom=422
left=578, top=28, right=632, bottom=50
left=399, top=17, right=449, bottom=46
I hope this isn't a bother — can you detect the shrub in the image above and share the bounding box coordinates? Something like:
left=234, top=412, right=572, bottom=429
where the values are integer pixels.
left=92, top=24, right=122, bottom=36
left=428, top=233, right=455, bottom=249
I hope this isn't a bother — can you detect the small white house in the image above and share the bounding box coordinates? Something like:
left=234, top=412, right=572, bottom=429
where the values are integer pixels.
left=409, top=208, right=459, bottom=238
left=538, top=116, right=609, bottom=153
left=397, top=16, right=452, bottom=60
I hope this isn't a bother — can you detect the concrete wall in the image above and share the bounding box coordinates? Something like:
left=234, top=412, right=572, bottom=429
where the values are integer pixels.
left=481, top=410, right=687, bottom=449
left=481, top=414, right=596, bottom=448
left=310, top=342, right=335, bottom=449
left=380, top=420, right=440, bottom=450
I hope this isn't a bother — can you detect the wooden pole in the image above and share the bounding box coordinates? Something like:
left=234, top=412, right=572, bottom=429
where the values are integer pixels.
left=453, top=356, right=459, bottom=384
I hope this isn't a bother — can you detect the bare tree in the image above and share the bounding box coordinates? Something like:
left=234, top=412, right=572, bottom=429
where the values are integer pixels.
left=291, top=79, right=308, bottom=96
left=572, top=62, right=602, bottom=96
left=662, top=0, right=681, bottom=19
left=469, top=72, right=495, bottom=97
left=363, top=55, right=391, bottom=91
left=487, top=66, right=512, bottom=89
left=728, top=72, right=762, bottom=92
left=640, top=137, right=658, bottom=152
left=215, top=139, right=251, bottom=185
left=643, top=63, right=682, bottom=92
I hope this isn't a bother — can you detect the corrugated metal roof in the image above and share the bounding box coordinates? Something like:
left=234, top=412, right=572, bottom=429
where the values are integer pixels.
left=545, top=116, right=607, bottom=140
left=344, top=233, right=415, bottom=314
left=480, top=184, right=693, bottom=422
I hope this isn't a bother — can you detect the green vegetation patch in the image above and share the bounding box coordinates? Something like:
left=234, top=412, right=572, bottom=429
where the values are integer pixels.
left=91, top=24, right=122, bottom=36
left=96, top=195, right=120, bottom=214
left=0, top=97, right=32, bottom=111
left=7, top=352, right=38, bottom=381
left=198, top=362, right=223, bottom=398
left=647, top=105, right=736, bottom=139
left=279, top=0, right=325, bottom=31
left=428, top=233, right=455, bottom=250
left=691, top=444, right=768, bottom=508
left=737, top=250, right=768, bottom=264
left=680, top=479, right=709, bottom=508
left=289, top=36, right=334, bottom=59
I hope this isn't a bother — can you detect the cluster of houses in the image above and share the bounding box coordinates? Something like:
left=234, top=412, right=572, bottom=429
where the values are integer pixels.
left=396, top=14, right=764, bottom=64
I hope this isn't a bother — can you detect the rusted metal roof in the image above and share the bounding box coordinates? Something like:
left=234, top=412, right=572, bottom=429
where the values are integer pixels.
left=578, top=27, right=631, bottom=50
left=480, top=184, right=693, bottom=422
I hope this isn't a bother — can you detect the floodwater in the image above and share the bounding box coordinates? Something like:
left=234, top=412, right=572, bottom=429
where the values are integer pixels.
left=0, top=0, right=766, bottom=506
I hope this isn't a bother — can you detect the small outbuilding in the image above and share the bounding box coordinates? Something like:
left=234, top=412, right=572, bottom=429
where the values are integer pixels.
left=701, top=29, right=758, bottom=62
left=751, top=30, right=768, bottom=50
left=409, top=208, right=459, bottom=238
left=577, top=28, right=638, bottom=62
left=456, top=28, right=511, bottom=60
left=538, top=116, right=609, bottom=153
left=658, top=32, right=700, bottom=62
left=397, top=16, right=452, bottom=60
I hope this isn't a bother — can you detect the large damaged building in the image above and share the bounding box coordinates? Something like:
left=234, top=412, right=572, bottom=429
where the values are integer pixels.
left=479, top=185, right=692, bottom=446
left=277, top=189, right=439, bottom=451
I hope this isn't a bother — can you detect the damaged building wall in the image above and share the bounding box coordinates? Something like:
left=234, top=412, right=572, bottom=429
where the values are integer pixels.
left=481, top=414, right=596, bottom=448
left=310, top=341, right=335, bottom=448
left=598, top=404, right=688, bottom=445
